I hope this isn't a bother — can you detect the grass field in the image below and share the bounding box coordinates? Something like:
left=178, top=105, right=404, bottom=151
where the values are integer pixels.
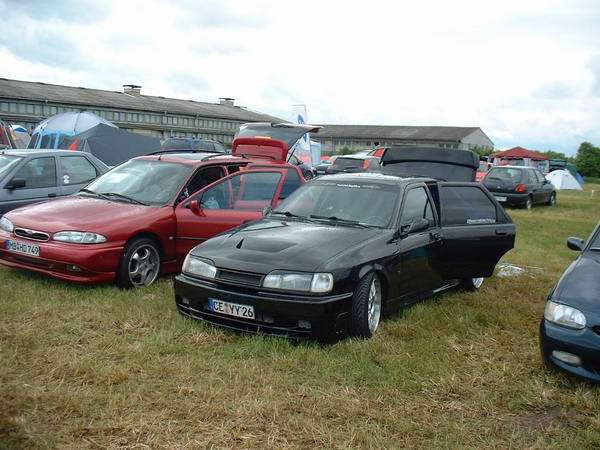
left=1, top=186, right=600, bottom=449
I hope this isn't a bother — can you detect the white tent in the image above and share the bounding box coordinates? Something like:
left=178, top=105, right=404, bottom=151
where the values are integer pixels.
left=546, top=170, right=583, bottom=190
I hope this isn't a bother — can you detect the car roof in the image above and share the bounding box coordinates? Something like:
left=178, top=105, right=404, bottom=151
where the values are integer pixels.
left=0, top=149, right=92, bottom=157
left=490, top=165, right=534, bottom=170
left=336, top=154, right=375, bottom=160
left=316, top=172, right=433, bottom=186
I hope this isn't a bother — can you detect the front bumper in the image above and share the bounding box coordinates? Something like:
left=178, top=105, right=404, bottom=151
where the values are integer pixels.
left=540, top=319, right=600, bottom=383
left=0, top=232, right=124, bottom=284
left=174, top=274, right=353, bottom=340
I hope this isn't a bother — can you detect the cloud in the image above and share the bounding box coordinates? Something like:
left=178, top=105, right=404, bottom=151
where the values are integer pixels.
left=1, top=0, right=109, bottom=24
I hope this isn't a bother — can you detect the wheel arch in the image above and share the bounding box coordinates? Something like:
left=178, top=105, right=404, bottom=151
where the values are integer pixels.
left=127, top=231, right=165, bottom=259
left=357, top=264, right=389, bottom=304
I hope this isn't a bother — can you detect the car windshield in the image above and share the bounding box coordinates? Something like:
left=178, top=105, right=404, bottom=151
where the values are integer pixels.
left=486, top=167, right=523, bottom=182
left=273, top=180, right=399, bottom=228
left=333, top=158, right=363, bottom=169
left=84, top=159, right=193, bottom=206
left=0, top=155, right=22, bottom=178
left=591, top=228, right=600, bottom=249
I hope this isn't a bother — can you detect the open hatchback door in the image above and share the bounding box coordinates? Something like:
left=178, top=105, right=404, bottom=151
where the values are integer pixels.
left=380, top=146, right=480, bottom=182
left=232, top=122, right=321, bottom=162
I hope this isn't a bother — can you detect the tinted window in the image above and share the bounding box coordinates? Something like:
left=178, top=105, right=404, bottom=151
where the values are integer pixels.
left=279, top=169, right=302, bottom=200
left=333, top=158, right=363, bottom=169
left=184, top=166, right=225, bottom=201
left=400, top=187, right=434, bottom=228
left=525, top=170, right=538, bottom=184
left=13, top=157, right=56, bottom=188
left=86, top=159, right=193, bottom=206
left=39, top=133, right=56, bottom=149
left=201, top=171, right=282, bottom=211
left=441, top=186, right=497, bottom=226
left=60, top=156, right=97, bottom=185
left=535, top=170, right=546, bottom=183
left=486, top=167, right=523, bottom=183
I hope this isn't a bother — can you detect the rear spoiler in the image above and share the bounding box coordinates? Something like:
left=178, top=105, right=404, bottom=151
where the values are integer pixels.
left=380, top=147, right=479, bottom=182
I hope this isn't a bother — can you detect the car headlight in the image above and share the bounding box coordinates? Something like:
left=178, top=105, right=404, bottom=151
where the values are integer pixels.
left=544, top=301, right=586, bottom=330
left=182, top=255, right=217, bottom=279
left=53, top=231, right=107, bottom=244
left=263, top=271, right=333, bottom=293
left=0, top=216, right=14, bottom=233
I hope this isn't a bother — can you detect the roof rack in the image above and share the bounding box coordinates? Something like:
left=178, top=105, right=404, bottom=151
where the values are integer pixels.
left=146, top=149, right=224, bottom=156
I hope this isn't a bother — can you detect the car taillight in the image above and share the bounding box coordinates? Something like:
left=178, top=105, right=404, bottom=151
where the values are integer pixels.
left=515, top=183, right=526, bottom=193
left=362, top=160, right=369, bottom=169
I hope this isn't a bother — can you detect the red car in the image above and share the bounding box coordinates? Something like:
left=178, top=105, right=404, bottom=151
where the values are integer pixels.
left=0, top=123, right=318, bottom=287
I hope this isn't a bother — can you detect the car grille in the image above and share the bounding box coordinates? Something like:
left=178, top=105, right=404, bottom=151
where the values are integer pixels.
left=14, top=228, right=50, bottom=242
left=216, top=269, right=262, bottom=287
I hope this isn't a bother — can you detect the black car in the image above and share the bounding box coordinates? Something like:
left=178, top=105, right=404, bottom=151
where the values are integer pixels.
left=288, top=154, right=317, bottom=180
left=325, top=155, right=381, bottom=175
left=0, top=149, right=109, bottom=214
left=540, top=224, right=600, bottom=382
left=483, top=166, right=556, bottom=209
left=174, top=148, right=516, bottom=340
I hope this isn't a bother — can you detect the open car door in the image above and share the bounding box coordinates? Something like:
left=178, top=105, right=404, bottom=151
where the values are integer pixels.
left=174, top=168, right=291, bottom=262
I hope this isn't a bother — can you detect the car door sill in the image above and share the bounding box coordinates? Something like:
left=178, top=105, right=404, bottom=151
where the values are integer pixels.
left=433, top=281, right=460, bottom=294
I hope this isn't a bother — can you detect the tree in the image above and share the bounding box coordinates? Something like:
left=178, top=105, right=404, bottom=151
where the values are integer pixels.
left=575, top=142, right=600, bottom=177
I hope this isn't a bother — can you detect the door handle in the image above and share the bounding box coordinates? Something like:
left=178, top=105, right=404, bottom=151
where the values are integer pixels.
left=495, top=230, right=508, bottom=236
left=48, top=193, right=57, bottom=198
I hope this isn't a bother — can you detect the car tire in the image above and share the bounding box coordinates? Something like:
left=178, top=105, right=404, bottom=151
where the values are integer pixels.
left=547, top=192, right=556, bottom=207
left=461, top=277, right=484, bottom=291
left=350, top=272, right=382, bottom=339
left=117, top=237, right=161, bottom=289
left=523, top=196, right=533, bottom=210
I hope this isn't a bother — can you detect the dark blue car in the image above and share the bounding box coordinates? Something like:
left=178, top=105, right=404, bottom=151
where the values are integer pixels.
left=540, top=223, right=600, bottom=382
left=0, top=150, right=109, bottom=215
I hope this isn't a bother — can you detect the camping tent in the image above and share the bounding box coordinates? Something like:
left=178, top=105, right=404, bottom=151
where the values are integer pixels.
left=60, top=123, right=161, bottom=166
left=546, top=169, right=583, bottom=191
left=29, top=111, right=117, bottom=149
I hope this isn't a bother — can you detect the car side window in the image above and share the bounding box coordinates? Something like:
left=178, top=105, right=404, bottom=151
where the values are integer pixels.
left=200, top=171, right=282, bottom=211
left=279, top=168, right=302, bottom=200
left=400, top=187, right=435, bottom=229
left=441, top=186, right=497, bottom=226
left=535, top=170, right=546, bottom=183
left=13, top=157, right=57, bottom=189
left=525, top=170, right=537, bottom=184
left=59, top=156, right=98, bottom=185
left=181, top=166, right=226, bottom=203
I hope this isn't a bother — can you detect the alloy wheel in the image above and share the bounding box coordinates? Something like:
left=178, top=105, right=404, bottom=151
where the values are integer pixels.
left=367, top=277, right=382, bottom=334
left=128, top=244, right=160, bottom=287
left=472, top=277, right=484, bottom=289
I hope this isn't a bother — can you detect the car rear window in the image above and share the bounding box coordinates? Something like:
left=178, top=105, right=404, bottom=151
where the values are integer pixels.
left=441, top=185, right=497, bottom=226
left=333, top=158, right=363, bottom=168
left=486, top=167, right=523, bottom=183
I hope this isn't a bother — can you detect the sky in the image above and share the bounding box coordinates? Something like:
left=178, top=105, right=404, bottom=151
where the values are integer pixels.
left=0, top=0, right=599, bottom=154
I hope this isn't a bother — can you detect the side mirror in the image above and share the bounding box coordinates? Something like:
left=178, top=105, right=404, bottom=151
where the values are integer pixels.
left=189, top=199, right=203, bottom=216
left=567, top=237, right=585, bottom=251
left=6, top=178, right=26, bottom=189
left=400, top=218, right=430, bottom=238
left=262, top=205, right=272, bottom=216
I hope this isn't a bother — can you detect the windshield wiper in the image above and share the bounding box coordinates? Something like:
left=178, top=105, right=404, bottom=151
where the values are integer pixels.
left=100, top=192, right=147, bottom=206
left=79, top=188, right=111, bottom=200
left=308, top=214, right=369, bottom=228
left=270, top=210, right=307, bottom=219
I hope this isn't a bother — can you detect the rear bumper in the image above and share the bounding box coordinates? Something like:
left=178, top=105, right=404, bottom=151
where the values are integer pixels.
left=0, top=231, right=123, bottom=284
left=174, top=274, right=353, bottom=340
left=540, top=319, right=600, bottom=383
left=489, top=192, right=529, bottom=207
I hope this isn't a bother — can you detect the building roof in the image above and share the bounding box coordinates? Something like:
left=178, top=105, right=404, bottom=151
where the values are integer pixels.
left=492, top=146, right=549, bottom=161
left=0, top=78, right=281, bottom=122
left=313, top=124, right=481, bottom=142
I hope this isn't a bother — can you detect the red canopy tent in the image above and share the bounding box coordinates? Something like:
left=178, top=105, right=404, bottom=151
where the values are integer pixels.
left=492, top=146, right=549, bottom=161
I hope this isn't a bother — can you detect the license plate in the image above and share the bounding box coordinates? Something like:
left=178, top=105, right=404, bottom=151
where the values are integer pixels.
left=5, top=239, right=40, bottom=257
left=208, top=298, right=255, bottom=320
left=494, top=196, right=507, bottom=202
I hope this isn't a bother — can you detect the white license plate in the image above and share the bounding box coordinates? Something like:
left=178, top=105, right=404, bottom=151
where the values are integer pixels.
left=5, top=239, right=40, bottom=257
left=208, top=298, right=255, bottom=320
left=494, top=196, right=507, bottom=202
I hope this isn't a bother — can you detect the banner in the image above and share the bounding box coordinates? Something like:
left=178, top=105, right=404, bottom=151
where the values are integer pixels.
left=291, top=104, right=312, bottom=165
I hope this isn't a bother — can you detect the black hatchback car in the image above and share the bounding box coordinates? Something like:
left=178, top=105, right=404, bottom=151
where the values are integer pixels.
left=540, top=223, right=600, bottom=382
left=325, top=155, right=381, bottom=175
left=0, top=150, right=109, bottom=214
left=483, top=166, right=556, bottom=209
left=174, top=148, right=516, bottom=340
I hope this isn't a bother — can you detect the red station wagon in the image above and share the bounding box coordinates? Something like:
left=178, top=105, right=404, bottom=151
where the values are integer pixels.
left=0, top=123, right=319, bottom=287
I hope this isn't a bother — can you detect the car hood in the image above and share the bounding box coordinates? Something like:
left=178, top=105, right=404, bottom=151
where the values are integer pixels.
left=554, top=251, right=600, bottom=325
left=190, top=218, right=379, bottom=274
left=6, top=196, right=153, bottom=235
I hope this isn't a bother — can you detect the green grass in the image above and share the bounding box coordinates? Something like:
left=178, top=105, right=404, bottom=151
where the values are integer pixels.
left=1, top=186, right=600, bottom=449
